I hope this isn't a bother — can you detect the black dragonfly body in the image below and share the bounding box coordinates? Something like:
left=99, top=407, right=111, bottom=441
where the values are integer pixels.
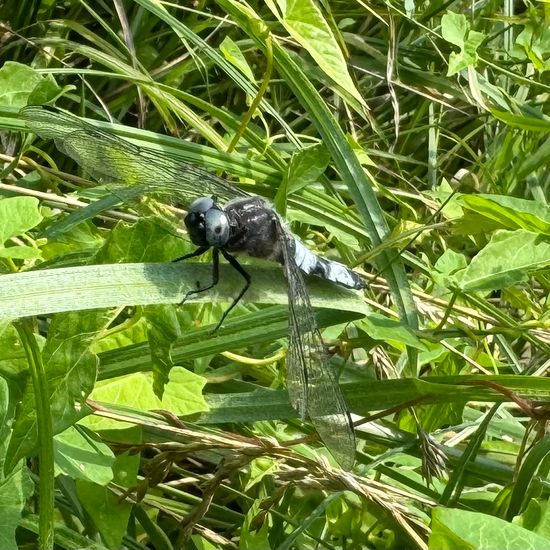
left=20, top=105, right=364, bottom=469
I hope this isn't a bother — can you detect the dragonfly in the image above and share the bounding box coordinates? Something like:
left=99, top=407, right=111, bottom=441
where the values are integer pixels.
left=20, top=105, right=364, bottom=469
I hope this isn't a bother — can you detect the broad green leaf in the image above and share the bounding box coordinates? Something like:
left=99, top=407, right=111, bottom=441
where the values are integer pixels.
left=83, top=367, right=208, bottom=431
left=76, top=452, right=139, bottom=549
left=430, top=507, right=550, bottom=550
left=5, top=310, right=113, bottom=471
left=27, top=73, right=66, bottom=106
left=274, top=143, right=331, bottom=213
left=40, top=219, right=105, bottom=261
left=0, top=245, right=42, bottom=259
left=93, top=219, right=189, bottom=397
left=448, top=30, right=484, bottom=75
left=0, top=62, right=45, bottom=108
left=0, top=323, right=31, bottom=395
left=0, top=465, right=33, bottom=550
left=92, top=316, right=149, bottom=354
left=441, top=12, right=468, bottom=48
left=457, top=230, right=550, bottom=292
left=426, top=179, right=463, bottom=221
left=0, top=197, right=42, bottom=244
left=452, top=211, right=509, bottom=236
left=412, top=399, right=465, bottom=433
left=54, top=426, right=115, bottom=485
left=286, top=143, right=330, bottom=195
left=219, top=36, right=255, bottom=81
left=359, top=313, right=427, bottom=351
left=433, top=249, right=468, bottom=288
left=94, top=218, right=186, bottom=264
left=457, top=195, right=550, bottom=235
left=441, top=12, right=485, bottom=75
left=264, top=0, right=366, bottom=106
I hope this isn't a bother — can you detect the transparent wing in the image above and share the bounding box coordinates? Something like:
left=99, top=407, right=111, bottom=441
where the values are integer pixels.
left=277, top=218, right=355, bottom=469
left=20, top=106, right=246, bottom=205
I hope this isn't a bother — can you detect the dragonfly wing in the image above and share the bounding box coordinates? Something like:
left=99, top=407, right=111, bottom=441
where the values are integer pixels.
left=20, top=106, right=246, bottom=204
left=277, top=218, right=355, bottom=469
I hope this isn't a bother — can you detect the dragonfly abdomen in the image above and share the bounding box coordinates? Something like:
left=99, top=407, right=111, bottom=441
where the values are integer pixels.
left=292, top=240, right=365, bottom=290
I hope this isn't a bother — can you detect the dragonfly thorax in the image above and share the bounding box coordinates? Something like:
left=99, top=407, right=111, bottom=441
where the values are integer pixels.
left=184, top=196, right=230, bottom=248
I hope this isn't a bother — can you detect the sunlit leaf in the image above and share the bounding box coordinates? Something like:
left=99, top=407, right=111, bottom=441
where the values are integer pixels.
left=457, top=230, right=550, bottom=292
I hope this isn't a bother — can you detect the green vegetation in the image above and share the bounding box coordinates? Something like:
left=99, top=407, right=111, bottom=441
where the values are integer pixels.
left=0, top=1, right=549, bottom=549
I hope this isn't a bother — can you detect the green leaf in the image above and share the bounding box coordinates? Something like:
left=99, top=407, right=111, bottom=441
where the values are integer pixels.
left=430, top=507, right=550, bottom=550
left=94, top=217, right=186, bottom=264
left=274, top=143, right=331, bottom=213
left=54, top=426, right=115, bottom=485
left=0, top=62, right=45, bottom=108
left=441, top=12, right=468, bottom=48
left=27, top=73, right=65, bottom=106
left=264, top=0, right=366, bottom=106
left=0, top=323, right=30, bottom=397
left=517, top=499, right=550, bottom=540
left=359, top=313, right=427, bottom=351
left=515, top=21, right=550, bottom=72
left=240, top=498, right=271, bottom=549
left=0, top=197, right=42, bottom=244
left=457, top=230, right=550, bottom=292
left=5, top=311, right=112, bottom=471
left=490, top=109, right=550, bottom=132
left=76, top=452, right=139, bottom=549
left=448, top=31, right=484, bottom=76
left=433, top=249, right=468, bottom=288
left=0, top=465, right=34, bottom=550
left=457, top=195, right=550, bottom=235
left=0, top=245, right=42, bottom=259
left=0, top=263, right=368, bottom=321
left=286, top=143, right=330, bottom=195
left=145, top=304, right=183, bottom=398
left=82, top=367, right=208, bottom=431
left=441, top=12, right=485, bottom=75
left=219, top=36, right=255, bottom=81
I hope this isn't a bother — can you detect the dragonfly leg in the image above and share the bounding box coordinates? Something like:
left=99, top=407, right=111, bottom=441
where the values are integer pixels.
left=212, top=249, right=251, bottom=331
left=177, top=248, right=220, bottom=305
left=171, top=246, right=209, bottom=263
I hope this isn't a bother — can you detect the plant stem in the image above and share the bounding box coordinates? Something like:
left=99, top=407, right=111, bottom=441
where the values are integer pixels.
left=15, top=320, right=55, bottom=550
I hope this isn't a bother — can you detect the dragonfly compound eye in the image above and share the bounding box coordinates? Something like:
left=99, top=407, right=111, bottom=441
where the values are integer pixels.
left=205, top=208, right=230, bottom=247
left=184, top=210, right=208, bottom=246
left=188, top=196, right=215, bottom=213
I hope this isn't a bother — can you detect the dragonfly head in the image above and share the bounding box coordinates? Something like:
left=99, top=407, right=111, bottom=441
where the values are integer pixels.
left=184, top=196, right=230, bottom=248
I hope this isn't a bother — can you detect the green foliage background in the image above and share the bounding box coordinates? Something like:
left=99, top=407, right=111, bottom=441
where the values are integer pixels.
left=0, top=0, right=549, bottom=549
